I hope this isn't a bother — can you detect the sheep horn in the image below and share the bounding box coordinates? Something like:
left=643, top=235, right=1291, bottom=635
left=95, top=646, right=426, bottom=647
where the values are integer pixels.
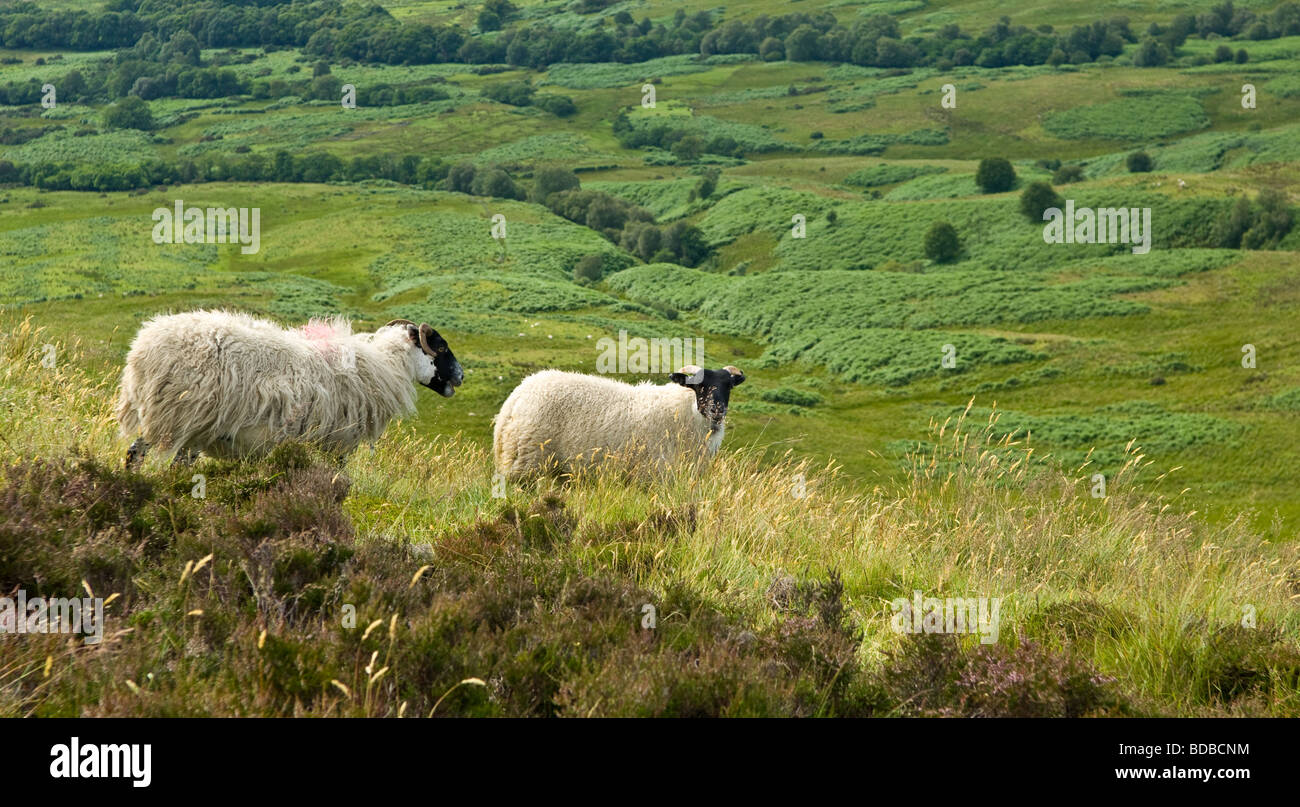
left=384, top=319, right=416, bottom=329
left=417, top=323, right=440, bottom=357
left=723, top=365, right=744, bottom=378
left=677, top=365, right=702, bottom=376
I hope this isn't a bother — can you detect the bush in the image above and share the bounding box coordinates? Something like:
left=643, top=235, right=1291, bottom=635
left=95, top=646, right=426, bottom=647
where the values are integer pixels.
left=470, top=167, right=524, bottom=200
left=1213, top=190, right=1295, bottom=249
left=531, top=165, right=581, bottom=203
left=1019, top=181, right=1066, bottom=222
left=671, top=135, right=704, bottom=162
left=573, top=253, right=605, bottom=283
left=1126, top=151, right=1154, bottom=173
left=536, top=94, right=578, bottom=116
left=483, top=81, right=535, bottom=107
left=1051, top=165, right=1084, bottom=184
left=923, top=221, right=961, bottom=263
left=102, top=96, right=155, bottom=131
left=974, top=157, right=1016, bottom=193
left=692, top=168, right=719, bottom=201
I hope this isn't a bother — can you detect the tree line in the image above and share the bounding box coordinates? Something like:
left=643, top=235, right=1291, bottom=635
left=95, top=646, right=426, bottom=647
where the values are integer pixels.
left=2, top=0, right=1296, bottom=75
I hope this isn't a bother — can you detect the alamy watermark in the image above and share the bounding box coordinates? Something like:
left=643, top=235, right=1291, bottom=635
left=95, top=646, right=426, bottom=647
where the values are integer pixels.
left=50, top=737, right=151, bottom=788
left=1, top=589, right=105, bottom=644
left=1042, top=201, right=1151, bottom=255
left=152, top=200, right=261, bottom=254
left=890, top=590, right=1001, bottom=644
left=596, top=329, right=704, bottom=374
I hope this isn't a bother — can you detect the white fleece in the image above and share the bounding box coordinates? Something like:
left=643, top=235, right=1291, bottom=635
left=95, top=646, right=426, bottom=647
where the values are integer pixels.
left=493, top=369, right=722, bottom=478
left=116, top=310, right=424, bottom=458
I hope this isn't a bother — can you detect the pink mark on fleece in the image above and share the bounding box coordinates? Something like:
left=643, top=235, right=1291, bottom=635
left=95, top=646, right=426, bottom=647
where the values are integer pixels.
left=299, top=319, right=353, bottom=364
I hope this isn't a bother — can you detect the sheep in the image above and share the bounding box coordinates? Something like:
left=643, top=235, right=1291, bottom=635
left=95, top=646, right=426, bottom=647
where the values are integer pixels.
left=116, top=310, right=463, bottom=465
left=493, top=365, right=744, bottom=479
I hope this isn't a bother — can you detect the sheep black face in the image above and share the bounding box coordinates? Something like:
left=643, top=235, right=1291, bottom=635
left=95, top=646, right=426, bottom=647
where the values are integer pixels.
left=670, top=365, right=745, bottom=425
left=390, top=320, right=464, bottom=398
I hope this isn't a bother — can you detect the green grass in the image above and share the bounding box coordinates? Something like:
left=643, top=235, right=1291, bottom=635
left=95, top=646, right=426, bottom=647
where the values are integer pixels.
left=3, top=322, right=1298, bottom=716
left=1043, top=94, right=1211, bottom=141
left=3, top=9, right=1300, bottom=717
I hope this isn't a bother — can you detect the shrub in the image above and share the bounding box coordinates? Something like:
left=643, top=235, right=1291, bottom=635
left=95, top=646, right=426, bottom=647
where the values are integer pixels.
left=1126, top=151, right=1154, bottom=173
left=530, top=165, right=581, bottom=204
left=470, top=167, right=524, bottom=200
left=102, top=96, right=155, bottom=131
left=483, top=81, right=535, bottom=107
left=536, top=94, right=577, bottom=116
left=974, top=157, right=1015, bottom=193
left=1052, top=165, right=1084, bottom=184
left=671, top=135, right=705, bottom=162
left=1020, top=181, right=1065, bottom=221
left=923, top=221, right=961, bottom=263
left=573, top=253, right=605, bottom=283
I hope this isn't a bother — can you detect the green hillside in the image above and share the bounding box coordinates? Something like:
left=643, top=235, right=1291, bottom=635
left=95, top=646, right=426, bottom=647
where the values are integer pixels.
left=2, top=0, right=1299, bottom=717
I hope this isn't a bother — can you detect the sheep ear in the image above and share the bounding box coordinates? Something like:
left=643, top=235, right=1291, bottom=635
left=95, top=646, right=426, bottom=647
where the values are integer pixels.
left=724, top=365, right=745, bottom=386
left=672, top=366, right=705, bottom=386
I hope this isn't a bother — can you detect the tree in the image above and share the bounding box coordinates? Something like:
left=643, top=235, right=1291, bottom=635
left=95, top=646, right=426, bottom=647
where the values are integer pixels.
left=1020, top=181, right=1065, bottom=221
left=159, top=30, right=200, bottom=66
left=471, top=167, right=522, bottom=199
left=1133, top=37, right=1170, bottom=66
left=924, top=221, right=961, bottom=263
left=447, top=162, right=476, bottom=193
left=102, top=96, right=155, bottom=131
left=483, top=81, right=534, bottom=106
left=1212, top=195, right=1255, bottom=248
left=759, top=37, right=785, bottom=61
left=1126, top=151, right=1154, bottom=172
left=1214, top=44, right=1233, bottom=62
left=1235, top=48, right=1249, bottom=63
left=693, top=168, right=719, bottom=200
left=975, top=157, right=1016, bottom=193
left=573, top=253, right=604, bottom=283
left=1052, top=164, right=1085, bottom=184
left=530, top=165, right=580, bottom=203
left=785, top=25, right=820, bottom=61
left=671, top=135, right=704, bottom=162
left=536, top=94, right=577, bottom=116
left=1242, top=188, right=1293, bottom=248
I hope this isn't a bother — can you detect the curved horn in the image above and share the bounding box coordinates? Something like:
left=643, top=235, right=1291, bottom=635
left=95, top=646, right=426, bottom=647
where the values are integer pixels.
left=723, top=365, right=744, bottom=377
left=676, top=365, right=702, bottom=376
left=417, top=323, right=439, bottom=357
left=384, top=318, right=416, bottom=329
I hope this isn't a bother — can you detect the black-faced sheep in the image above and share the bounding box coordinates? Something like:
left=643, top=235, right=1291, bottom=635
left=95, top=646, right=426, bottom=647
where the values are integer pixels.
left=492, top=365, right=744, bottom=478
left=116, top=310, right=463, bottom=465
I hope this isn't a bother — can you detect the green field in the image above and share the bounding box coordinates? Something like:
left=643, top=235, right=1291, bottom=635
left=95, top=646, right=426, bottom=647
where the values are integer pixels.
left=2, top=0, right=1300, bottom=718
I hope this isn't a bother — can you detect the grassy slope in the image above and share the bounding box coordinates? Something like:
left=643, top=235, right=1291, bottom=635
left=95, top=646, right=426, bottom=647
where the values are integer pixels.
left=2, top=320, right=1298, bottom=716
left=2, top=3, right=1300, bottom=716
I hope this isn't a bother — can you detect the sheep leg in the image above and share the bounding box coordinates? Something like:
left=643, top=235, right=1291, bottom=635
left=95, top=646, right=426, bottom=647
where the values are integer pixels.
left=125, top=437, right=149, bottom=469
left=171, top=447, right=201, bottom=467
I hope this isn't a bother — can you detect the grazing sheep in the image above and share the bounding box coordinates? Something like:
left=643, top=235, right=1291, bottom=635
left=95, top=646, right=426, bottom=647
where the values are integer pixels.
left=117, top=310, right=463, bottom=465
left=493, top=365, right=744, bottom=478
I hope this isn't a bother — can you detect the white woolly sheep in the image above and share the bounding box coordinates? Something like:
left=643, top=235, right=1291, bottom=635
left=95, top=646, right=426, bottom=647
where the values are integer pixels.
left=116, top=310, right=463, bottom=465
left=492, top=365, right=744, bottom=478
